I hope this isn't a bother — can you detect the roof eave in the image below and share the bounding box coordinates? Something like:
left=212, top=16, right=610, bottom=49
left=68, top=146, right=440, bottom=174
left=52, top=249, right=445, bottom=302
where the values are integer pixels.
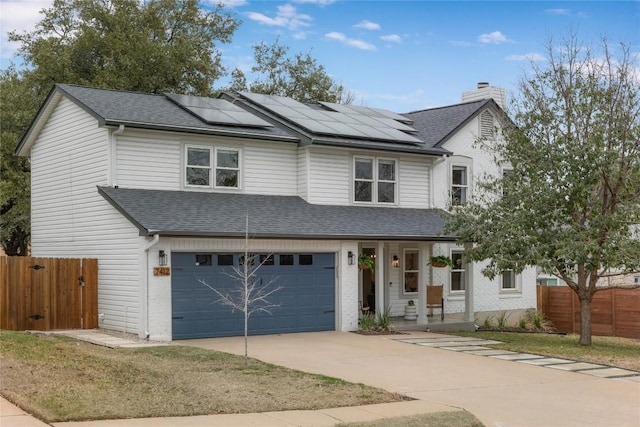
left=311, top=138, right=452, bottom=156
left=102, top=120, right=300, bottom=142
left=144, top=230, right=458, bottom=241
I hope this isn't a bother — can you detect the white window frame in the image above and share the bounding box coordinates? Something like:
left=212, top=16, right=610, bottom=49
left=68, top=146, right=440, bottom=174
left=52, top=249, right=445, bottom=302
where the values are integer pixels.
left=184, top=145, right=241, bottom=190
left=451, top=165, right=468, bottom=206
left=354, top=157, right=375, bottom=203
left=214, top=147, right=241, bottom=189
left=185, top=145, right=212, bottom=188
left=353, top=156, right=397, bottom=205
left=403, top=248, right=419, bottom=295
left=450, top=249, right=465, bottom=293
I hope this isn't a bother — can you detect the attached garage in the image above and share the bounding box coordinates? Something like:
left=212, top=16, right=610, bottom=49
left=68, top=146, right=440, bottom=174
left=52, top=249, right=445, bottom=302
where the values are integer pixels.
left=171, top=252, right=336, bottom=339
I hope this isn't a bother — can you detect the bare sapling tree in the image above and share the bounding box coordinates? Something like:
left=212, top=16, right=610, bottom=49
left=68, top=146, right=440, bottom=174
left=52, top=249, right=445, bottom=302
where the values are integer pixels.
left=198, top=214, right=282, bottom=365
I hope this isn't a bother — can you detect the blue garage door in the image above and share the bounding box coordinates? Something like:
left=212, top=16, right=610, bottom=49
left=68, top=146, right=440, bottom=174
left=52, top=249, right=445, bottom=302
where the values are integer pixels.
left=171, top=252, right=335, bottom=339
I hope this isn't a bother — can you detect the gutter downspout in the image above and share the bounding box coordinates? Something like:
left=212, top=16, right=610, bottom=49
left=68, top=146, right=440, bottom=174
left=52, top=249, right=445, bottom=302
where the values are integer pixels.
left=109, top=125, right=125, bottom=187
left=142, top=233, right=160, bottom=339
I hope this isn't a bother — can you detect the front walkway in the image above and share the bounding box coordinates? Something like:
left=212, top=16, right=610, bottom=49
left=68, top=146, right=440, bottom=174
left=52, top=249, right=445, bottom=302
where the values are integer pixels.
left=396, top=335, right=640, bottom=380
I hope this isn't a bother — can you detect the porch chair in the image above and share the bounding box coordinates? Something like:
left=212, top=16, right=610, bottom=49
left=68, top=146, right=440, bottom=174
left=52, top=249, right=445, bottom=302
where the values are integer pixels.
left=359, top=300, right=370, bottom=316
left=427, top=285, right=444, bottom=321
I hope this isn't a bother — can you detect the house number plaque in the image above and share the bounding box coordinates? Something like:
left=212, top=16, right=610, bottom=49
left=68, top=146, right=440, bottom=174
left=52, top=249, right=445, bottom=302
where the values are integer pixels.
left=154, top=267, right=171, bottom=276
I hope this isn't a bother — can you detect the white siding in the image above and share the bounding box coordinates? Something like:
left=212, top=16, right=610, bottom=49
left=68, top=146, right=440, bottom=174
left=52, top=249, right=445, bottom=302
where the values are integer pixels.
left=398, top=157, right=430, bottom=208
left=30, top=97, right=141, bottom=336
left=116, top=133, right=181, bottom=190
left=243, top=140, right=297, bottom=195
left=115, top=131, right=298, bottom=195
left=307, top=148, right=351, bottom=205
left=297, top=149, right=308, bottom=200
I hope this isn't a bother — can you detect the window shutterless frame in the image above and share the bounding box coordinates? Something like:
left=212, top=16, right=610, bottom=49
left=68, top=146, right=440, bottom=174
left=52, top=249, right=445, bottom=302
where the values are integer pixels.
left=451, top=165, right=468, bottom=206
left=185, top=145, right=212, bottom=187
left=450, top=250, right=465, bottom=292
left=214, top=147, right=240, bottom=189
left=353, top=156, right=397, bottom=204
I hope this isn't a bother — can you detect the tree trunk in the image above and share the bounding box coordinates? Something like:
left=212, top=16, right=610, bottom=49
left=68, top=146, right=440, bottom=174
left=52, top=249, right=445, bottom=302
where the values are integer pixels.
left=578, top=294, right=593, bottom=346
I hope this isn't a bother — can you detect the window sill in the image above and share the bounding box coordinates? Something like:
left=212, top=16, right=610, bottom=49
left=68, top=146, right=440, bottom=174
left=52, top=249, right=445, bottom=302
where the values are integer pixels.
left=446, top=293, right=465, bottom=301
left=499, top=290, right=522, bottom=298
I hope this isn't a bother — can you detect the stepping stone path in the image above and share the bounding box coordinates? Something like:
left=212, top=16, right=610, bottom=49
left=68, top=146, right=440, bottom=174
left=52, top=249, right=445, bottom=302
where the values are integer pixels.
left=396, top=335, right=640, bottom=381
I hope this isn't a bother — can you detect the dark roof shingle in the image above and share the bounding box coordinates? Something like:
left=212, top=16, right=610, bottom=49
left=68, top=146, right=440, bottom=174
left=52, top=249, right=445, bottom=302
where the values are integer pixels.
left=98, top=187, right=456, bottom=241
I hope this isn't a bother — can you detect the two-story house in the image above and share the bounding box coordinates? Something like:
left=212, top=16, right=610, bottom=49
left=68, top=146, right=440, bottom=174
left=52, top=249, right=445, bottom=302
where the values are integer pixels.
left=16, top=83, right=536, bottom=341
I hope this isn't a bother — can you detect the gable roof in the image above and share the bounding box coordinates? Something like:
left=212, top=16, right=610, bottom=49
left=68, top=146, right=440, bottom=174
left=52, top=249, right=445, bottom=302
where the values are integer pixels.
left=98, top=186, right=456, bottom=241
left=17, top=84, right=504, bottom=157
left=404, top=98, right=502, bottom=147
left=16, top=84, right=299, bottom=155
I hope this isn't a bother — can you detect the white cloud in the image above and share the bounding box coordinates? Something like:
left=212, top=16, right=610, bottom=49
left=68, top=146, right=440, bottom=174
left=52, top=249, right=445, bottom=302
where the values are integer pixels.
left=478, top=31, right=513, bottom=44
left=246, top=4, right=312, bottom=30
left=0, top=1, right=53, bottom=61
left=545, top=8, right=570, bottom=15
left=354, top=20, right=380, bottom=30
left=450, top=40, right=473, bottom=47
left=325, top=31, right=347, bottom=41
left=380, top=34, right=402, bottom=44
left=505, top=53, right=546, bottom=61
left=325, top=31, right=377, bottom=51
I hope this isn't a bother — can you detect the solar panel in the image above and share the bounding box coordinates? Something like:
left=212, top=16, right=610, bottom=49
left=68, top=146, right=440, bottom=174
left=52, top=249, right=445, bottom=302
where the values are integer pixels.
left=166, top=93, right=273, bottom=128
left=238, top=92, right=423, bottom=144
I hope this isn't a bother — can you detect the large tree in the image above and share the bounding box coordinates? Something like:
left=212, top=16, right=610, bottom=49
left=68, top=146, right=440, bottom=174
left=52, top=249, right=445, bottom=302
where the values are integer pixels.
left=0, top=68, right=36, bottom=256
left=9, top=0, right=239, bottom=96
left=228, top=39, right=353, bottom=104
left=447, top=36, right=640, bottom=346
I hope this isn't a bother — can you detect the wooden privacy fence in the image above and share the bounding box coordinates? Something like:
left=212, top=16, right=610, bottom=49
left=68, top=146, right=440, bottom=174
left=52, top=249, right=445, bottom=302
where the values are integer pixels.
left=0, top=256, right=98, bottom=331
left=537, top=285, right=640, bottom=339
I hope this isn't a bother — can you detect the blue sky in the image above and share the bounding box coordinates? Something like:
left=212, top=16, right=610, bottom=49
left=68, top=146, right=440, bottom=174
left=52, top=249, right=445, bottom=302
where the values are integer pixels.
left=1, top=1, right=638, bottom=112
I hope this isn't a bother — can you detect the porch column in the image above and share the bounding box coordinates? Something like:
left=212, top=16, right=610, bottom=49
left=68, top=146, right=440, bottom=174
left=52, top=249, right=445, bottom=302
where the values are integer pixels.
left=375, top=242, right=385, bottom=314
left=339, top=242, right=359, bottom=332
left=417, top=241, right=429, bottom=325
left=464, top=242, right=474, bottom=322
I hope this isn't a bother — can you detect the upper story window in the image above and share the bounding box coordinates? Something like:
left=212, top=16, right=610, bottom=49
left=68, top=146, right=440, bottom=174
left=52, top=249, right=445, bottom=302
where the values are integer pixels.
left=451, top=166, right=468, bottom=205
left=354, top=157, right=396, bottom=204
left=185, top=146, right=240, bottom=189
left=215, top=149, right=239, bottom=188
left=450, top=250, right=465, bottom=292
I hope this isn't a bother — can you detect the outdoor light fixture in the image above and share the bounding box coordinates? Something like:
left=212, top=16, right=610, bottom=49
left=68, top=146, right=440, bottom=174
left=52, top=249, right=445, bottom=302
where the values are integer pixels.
left=348, top=251, right=355, bottom=265
left=392, top=255, right=399, bottom=268
left=158, top=250, right=168, bottom=266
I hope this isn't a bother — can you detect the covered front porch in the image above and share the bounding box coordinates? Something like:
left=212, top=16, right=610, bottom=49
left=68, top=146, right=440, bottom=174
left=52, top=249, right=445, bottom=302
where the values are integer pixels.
left=352, top=240, right=475, bottom=331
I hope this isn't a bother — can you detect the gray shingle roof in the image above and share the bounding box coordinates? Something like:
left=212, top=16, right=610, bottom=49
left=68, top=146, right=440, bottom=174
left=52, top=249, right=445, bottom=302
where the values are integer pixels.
left=404, top=99, right=493, bottom=146
left=98, top=187, right=456, bottom=241
left=57, top=84, right=298, bottom=140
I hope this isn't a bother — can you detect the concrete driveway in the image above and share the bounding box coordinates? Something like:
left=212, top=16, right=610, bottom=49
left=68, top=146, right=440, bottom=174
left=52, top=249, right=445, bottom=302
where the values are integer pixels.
left=180, top=331, right=640, bottom=427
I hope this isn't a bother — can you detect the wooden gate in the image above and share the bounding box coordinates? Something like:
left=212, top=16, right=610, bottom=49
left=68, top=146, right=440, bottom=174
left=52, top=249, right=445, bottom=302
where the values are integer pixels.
left=0, top=256, right=98, bottom=331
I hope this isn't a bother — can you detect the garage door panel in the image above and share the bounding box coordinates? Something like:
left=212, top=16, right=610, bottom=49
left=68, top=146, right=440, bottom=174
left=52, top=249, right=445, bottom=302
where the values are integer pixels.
left=172, top=252, right=335, bottom=339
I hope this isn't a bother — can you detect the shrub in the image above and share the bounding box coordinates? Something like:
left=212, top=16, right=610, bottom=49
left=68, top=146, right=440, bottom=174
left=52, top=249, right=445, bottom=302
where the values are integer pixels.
left=497, top=311, right=510, bottom=329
